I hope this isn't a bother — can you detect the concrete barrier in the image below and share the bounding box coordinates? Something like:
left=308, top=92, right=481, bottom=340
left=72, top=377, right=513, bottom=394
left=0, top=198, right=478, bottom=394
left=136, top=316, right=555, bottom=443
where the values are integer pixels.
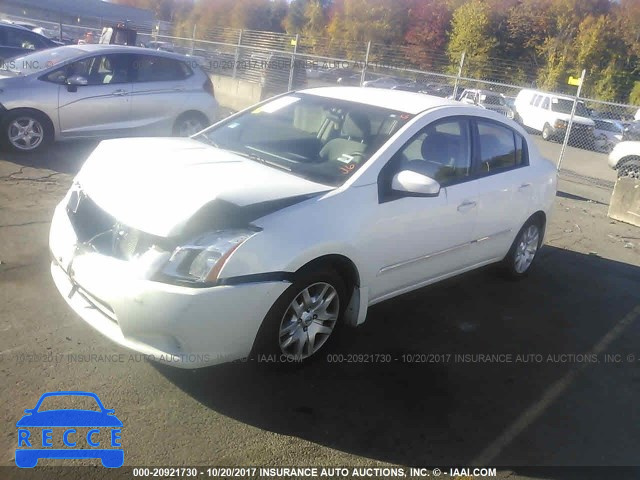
left=608, top=177, right=640, bottom=227
left=210, top=74, right=262, bottom=112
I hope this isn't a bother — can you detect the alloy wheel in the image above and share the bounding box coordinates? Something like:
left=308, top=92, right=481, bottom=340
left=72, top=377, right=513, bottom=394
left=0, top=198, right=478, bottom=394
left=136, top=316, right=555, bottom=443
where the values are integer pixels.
left=278, top=282, right=339, bottom=359
left=514, top=224, right=540, bottom=274
left=8, top=117, right=44, bottom=151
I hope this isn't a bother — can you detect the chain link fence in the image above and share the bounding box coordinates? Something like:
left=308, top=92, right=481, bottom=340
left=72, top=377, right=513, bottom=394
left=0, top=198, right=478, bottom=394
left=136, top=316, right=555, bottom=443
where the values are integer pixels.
left=2, top=10, right=638, bottom=187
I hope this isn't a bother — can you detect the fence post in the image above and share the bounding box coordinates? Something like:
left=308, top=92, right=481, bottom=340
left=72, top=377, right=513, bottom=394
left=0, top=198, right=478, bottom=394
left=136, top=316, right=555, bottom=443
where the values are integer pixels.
left=452, top=51, right=466, bottom=99
left=58, top=12, right=63, bottom=42
left=232, top=29, right=243, bottom=79
left=191, top=24, right=197, bottom=55
left=360, top=41, right=371, bottom=87
left=557, top=69, right=586, bottom=172
left=288, top=34, right=299, bottom=91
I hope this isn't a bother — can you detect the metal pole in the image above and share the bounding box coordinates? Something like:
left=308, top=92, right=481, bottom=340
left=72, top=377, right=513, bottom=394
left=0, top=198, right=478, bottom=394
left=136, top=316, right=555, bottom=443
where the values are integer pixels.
left=360, top=41, right=371, bottom=86
left=557, top=69, right=586, bottom=172
left=232, top=29, right=243, bottom=79
left=191, top=24, right=196, bottom=55
left=288, top=34, right=299, bottom=91
left=452, top=51, right=465, bottom=99
left=58, top=12, right=63, bottom=42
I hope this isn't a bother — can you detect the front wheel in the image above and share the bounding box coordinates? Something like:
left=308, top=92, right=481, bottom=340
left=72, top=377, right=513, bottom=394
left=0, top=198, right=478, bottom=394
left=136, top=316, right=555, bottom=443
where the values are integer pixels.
left=542, top=123, right=554, bottom=142
left=502, top=220, right=543, bottom=279
left=252, top=268, right=347, bottom=364
left=1, top=110, right=53, bottom=153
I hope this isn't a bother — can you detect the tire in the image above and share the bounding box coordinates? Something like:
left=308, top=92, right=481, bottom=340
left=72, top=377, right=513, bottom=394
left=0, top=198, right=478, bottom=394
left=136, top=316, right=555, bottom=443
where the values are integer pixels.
left=251, top=267, right=347, bottom=365
left=542, top=123, right=554, bottom=142
left=501, top=218, right=544, bottom=279
left=1, top=110, right=53, bottom=153
left=617, top=158, right=640, bottom=179
left=172, top=112, right=209, bottom=137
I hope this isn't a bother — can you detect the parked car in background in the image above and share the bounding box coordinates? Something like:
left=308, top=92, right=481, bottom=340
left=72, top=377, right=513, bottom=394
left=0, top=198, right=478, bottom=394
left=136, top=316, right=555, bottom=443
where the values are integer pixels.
left=514, top=89, right=595, bottom=148
left=0, top=22, right=58, bottom=62
left=362, top=76, right=406, bottom=89
left=592, top=118, right=624, bottom=152
left=458, top=89, right=515, bottom=119
left=624, top=121, right=640, bottom=141
left=609, top=141, right=640, bottom=178
left=145, top=40, right=175, bottom=52
left=0, top=44, right=218, bottom=152
left=49, top=87, right=556, bottom=367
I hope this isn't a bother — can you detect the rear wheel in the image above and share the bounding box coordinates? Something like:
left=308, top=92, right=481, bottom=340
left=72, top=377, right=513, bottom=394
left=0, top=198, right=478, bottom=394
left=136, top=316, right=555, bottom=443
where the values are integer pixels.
left=173, top=112, right=209, bottom=137
left=617, top=158, right=640, bottom=179
left=501, top=219, right=543, bottom=279
left=252, top=268, right=347, bottom=365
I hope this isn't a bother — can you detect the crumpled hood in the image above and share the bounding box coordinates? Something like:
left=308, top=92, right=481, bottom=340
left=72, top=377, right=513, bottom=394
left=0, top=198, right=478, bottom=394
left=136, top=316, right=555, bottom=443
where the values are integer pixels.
left=75, top=137, right=330, bottom=237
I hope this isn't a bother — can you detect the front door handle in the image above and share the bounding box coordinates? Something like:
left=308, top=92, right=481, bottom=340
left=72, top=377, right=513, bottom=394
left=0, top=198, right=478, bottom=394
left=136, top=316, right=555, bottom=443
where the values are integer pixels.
left=518, top=183, right=532, bottom=191
left=457, top=200, right=477, bottom=212
left=112, top=89, right=128, bottom=96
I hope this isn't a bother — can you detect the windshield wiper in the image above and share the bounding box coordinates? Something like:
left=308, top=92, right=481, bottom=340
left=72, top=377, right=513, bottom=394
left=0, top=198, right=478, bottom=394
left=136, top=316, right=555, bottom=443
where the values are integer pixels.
left=224, top=148, right=292, bottom=172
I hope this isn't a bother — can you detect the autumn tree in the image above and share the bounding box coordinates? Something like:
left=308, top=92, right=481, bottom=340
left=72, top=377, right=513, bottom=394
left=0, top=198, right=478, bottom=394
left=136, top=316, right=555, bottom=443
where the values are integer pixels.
left=404, top=0, right=452, bottom=70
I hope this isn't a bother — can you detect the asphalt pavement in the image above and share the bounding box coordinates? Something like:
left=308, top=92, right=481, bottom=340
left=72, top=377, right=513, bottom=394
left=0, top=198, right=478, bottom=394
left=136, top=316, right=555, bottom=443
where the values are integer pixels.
left=1, top=136, right=639, bottom=479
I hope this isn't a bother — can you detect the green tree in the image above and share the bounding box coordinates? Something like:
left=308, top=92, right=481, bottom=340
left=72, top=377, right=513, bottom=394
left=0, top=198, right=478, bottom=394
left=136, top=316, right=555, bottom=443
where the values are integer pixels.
left=447, top=0, right=497, bottom=79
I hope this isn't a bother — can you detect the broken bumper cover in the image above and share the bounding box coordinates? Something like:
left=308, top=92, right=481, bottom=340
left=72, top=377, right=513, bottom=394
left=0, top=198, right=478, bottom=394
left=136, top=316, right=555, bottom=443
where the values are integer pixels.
left=49, top=201, right=290, bottom=369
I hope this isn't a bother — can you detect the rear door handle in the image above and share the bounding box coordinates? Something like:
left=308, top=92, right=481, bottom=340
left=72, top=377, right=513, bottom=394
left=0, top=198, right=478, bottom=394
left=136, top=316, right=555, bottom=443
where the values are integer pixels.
left=518, top=183, right=532, bottom=191
left=112, top=89, right=128, bottom=96
left=457, top=200, right=477, bottom=212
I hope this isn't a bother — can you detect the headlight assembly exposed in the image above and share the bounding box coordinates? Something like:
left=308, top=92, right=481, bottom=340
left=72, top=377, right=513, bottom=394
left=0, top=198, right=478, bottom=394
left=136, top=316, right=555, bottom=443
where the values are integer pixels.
left=157, top=229, right=257, bottom=285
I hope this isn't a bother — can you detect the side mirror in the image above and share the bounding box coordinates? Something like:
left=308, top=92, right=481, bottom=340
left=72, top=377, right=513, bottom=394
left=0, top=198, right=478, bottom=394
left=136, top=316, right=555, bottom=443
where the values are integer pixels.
left=392, top=170, right=441, bottom=197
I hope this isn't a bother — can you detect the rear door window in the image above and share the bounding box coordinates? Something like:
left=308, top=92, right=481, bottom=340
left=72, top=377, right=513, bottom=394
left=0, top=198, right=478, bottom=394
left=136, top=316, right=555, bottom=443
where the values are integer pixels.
left=476, top=120, right=527, bottom=174
left=133, top=55, right=192, bottom=82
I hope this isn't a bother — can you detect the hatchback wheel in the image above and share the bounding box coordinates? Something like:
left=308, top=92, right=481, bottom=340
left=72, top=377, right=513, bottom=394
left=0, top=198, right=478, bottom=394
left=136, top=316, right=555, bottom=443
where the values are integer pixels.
left=1, top=111, right=52, bottom=153
left=173, top=112, right=208, bottom=137
left=502, top=220, right=542, bottom=278
left=252, top=268, right=346, bottom=364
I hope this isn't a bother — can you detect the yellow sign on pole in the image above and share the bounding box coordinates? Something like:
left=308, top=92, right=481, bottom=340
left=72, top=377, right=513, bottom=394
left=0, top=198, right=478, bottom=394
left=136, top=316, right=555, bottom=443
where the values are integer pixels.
left=290, top=39, right=297, bottom=46
left=568, top=76, right=581, bottom=86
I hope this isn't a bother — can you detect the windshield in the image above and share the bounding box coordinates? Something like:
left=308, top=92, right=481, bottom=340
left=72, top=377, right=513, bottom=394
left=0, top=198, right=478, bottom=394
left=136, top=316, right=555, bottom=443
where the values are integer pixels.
left=196, top=94, right=413, bottom=186
left=0, top=47, right=82, bottom=75
left=551, top=98, right=590, bottom=117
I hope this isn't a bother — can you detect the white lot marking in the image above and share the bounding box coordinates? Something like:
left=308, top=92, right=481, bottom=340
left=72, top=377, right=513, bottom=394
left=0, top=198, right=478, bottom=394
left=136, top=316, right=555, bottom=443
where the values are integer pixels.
left=472, top=305, right=640, bottom=466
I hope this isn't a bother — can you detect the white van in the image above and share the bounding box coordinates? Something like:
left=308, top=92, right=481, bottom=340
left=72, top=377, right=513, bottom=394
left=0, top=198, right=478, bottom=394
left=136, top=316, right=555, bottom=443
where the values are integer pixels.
left=514, top=89, right=595, bottom=147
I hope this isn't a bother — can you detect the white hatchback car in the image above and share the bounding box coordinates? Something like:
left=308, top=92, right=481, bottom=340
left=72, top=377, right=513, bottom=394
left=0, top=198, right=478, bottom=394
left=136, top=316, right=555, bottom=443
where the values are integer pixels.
left=49, top=87, right=557, bottom=368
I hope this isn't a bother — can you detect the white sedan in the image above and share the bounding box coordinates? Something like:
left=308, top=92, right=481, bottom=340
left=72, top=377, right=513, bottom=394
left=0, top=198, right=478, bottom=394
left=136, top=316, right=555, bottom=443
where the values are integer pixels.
left=49, top=87, right=557, bottom=368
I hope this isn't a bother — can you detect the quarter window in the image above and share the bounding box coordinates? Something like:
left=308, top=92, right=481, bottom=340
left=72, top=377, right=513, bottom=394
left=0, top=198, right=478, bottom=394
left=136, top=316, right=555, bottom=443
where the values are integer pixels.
left=476, top=120, right=526, bottom=173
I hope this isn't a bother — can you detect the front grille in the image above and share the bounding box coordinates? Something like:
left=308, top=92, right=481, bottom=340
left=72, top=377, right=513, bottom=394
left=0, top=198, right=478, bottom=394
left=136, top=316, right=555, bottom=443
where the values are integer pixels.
left=66, top=188, right=156, bottom=260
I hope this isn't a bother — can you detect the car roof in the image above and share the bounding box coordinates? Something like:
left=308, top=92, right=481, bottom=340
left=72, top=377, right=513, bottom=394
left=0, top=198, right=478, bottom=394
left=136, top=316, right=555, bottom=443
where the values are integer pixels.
left=300, top=86, right=459, bottom=114
left=63, top=43, right=190, bottom=61
left=0, top=21, right=41, bottom=33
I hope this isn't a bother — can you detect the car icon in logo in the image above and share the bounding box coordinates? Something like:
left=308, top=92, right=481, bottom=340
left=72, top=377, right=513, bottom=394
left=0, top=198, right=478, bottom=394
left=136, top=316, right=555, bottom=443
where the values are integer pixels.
left=16, top=391, right=123, bottom=468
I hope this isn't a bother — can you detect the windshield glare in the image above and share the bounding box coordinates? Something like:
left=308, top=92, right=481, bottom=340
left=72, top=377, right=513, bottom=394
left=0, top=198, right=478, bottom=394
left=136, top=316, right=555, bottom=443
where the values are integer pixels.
left=197, top=94, right=413, bottom=186
left=551, top=98, right=589, bottom=117
left=0, top=47, right=82, bottom=75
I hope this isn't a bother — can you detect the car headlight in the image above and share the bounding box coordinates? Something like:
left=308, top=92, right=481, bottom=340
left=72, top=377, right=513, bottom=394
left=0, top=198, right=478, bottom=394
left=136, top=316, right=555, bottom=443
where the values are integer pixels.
left=157, top=229, right=257, bottom=285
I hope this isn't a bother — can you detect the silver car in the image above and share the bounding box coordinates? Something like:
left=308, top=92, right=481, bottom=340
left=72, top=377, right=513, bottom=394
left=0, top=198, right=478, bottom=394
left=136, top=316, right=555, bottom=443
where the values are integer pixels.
left=0, top=44, right=218, bottom=152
